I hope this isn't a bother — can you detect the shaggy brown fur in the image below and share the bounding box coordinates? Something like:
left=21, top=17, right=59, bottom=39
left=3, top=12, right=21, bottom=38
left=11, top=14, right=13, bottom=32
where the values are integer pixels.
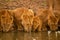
left=21, top=9, right=34, bottom=32
left=0, top=9, right=14, bottom=32
left=0, top=11, right=2, bottom=31
left=48, top=9, right=58, bottom=31
left=36, top=9, right=48, bottom=31
left=33, top=16, right=42, bottom=31
left=12, top=7, right=27, bottom=31
left=12, top=7, right=34, bottom=32
left=54, top=10, right=60, bottom=28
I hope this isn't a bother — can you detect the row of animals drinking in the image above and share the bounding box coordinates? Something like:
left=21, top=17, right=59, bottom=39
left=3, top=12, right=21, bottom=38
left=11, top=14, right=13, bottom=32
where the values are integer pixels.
left=0, top=7, right=60, bottom=32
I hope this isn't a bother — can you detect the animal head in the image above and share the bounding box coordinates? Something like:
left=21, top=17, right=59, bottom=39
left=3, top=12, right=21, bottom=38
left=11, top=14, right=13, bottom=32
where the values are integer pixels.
left=0, top=9, right=13, bottom=32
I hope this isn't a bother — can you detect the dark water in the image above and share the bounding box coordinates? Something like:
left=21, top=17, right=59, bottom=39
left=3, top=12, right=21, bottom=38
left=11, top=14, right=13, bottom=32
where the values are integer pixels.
left=0, top=31, right=60, bottom=40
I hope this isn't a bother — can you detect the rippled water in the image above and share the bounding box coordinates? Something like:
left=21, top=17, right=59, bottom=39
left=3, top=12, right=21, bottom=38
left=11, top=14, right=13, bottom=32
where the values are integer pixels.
left=0, top=31, right=60, bottom=40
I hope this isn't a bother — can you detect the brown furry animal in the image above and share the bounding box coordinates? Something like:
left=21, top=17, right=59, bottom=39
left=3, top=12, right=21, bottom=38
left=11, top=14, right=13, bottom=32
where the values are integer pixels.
left=0, top=11, right=2, bottom=31
left=21, top=9, right=34, bottom=32
left=54, top=10, right=60, bottom=28
left=47, top=0, right=59, bottom=31
left=33, top=16, right=42, bottom=31
left=36, top=9, right=48, bottom=31
left=48, top=9, right=58, bottom=31
left=0, top=9, right=14, bottom=32
left=12, top=7, right=34, bottom=32
left=12, top=7, right=27, bottom=31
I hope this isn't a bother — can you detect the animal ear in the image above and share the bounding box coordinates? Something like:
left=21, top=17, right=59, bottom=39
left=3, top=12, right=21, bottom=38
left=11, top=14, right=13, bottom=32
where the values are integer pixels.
left=1, top=10, right=6, bottom=15
left=29, top=9, right=34, bottom=13
left=8, top=10, right=14, bottom=17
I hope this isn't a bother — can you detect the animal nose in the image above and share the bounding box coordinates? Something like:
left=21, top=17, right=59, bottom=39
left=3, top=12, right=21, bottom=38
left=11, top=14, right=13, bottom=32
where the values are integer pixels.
left=3, top=29, right=9, bottom=32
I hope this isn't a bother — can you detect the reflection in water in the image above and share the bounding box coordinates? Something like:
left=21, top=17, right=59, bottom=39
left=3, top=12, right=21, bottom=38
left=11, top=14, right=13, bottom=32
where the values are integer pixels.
left=2, top=32, right=14, bottom=40
left=0, top=31, right=60, bottom=40
left=57, top=31, right=60, bottom=40
left=0, top=32, right=3, bottom=40
left=17, top=32, right=24, bottom=40
left=48, top=31, right=57, bottom=40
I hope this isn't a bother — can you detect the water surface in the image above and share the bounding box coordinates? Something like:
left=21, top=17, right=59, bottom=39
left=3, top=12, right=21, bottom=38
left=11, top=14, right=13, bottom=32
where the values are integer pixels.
left=0, top=31, right=60, bottom=40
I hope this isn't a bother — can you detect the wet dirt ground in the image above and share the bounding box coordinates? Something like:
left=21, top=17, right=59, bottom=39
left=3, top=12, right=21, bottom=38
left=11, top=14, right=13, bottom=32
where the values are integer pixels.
left=0, top=31, right=60, bottom=40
